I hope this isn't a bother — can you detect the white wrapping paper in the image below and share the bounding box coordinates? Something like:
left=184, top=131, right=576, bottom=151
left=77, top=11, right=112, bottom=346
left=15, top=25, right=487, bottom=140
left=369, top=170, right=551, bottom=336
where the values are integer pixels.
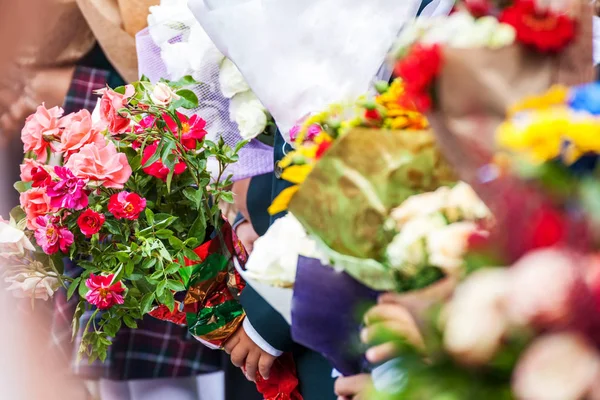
left=188, top=0, right=423, bottom=141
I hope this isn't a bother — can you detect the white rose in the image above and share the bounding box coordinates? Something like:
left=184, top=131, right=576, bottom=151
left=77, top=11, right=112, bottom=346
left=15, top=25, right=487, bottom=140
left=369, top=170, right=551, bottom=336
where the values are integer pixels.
left=443, top=268, right=509, bottom=365
left=422, top=12, right=475, bottom=46
left=232, top=102, right=268, bottom=140
left=0, top=220, right=35, bottom=259
left=188, top=25, right=225, bottom=80
left=489, top=24, right=516, bottom=49
left=161, top=42, right=194, bottom=80
left=390, top=186, right=451, bottom=229
left=513, top=332, right=600, bottom=400
left=219, top=59, right=250, bottom=98
left=446, top=181, right=490, bottom=222
left=151, top=82, right=180, bottom=106
left=5, top=270, right=60, bottom=301
left=147, top=0, right=196, bottom=47
left=392, top=17, right=435, bottom=54
left=427, top=222, right=480, bottom=275
left=506, top=248, right=577, bottom=328
left=387, top=213, right=448, bottom=272
left=245, top=213, right=323, bottom=286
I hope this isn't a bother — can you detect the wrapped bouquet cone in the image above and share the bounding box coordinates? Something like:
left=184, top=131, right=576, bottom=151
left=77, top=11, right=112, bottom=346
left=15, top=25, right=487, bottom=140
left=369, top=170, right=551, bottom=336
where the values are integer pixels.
left=117, top=0, right=158, bottom=37
left=288, top=128, right=456, bottom=288
left=426, top=0, right=594, bottom=193
left=75, top=0, right=139, bottom=82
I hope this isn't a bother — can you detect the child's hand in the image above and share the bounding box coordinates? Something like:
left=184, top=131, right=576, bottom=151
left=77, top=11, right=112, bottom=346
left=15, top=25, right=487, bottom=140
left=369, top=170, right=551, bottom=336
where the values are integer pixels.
left=224, top=325, right=277, bottom=382
left=334, top=373, right=372, bottom=400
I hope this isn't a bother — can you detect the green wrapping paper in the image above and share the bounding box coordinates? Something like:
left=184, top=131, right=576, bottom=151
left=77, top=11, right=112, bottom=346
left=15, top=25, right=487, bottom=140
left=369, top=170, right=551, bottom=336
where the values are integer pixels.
left=288, top=128, right=456, bottom=290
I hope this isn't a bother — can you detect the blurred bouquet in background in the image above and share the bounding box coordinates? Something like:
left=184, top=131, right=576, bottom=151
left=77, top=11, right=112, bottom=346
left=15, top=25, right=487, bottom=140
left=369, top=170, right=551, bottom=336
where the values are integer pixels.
left=389, top=0, right=594, bottom=187
left=2, top=76, right=248, bottom=362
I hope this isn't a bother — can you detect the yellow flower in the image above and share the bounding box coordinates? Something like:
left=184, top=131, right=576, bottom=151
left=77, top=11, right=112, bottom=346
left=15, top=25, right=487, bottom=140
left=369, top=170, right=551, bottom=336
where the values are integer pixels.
left=565, top=121, right=600, bottom=154
left=508, top=86, right=569, bottom=116
left=281, top=164, right=313, bottom=184
left=497, top=111, right=568, bottom=163
left=268, top=185, right=300, bottom=215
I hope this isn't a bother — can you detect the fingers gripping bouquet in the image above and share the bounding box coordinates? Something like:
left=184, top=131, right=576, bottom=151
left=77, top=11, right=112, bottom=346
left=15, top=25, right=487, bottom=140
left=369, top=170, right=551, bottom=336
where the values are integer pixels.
left=4, top=76, right=249, bottom=362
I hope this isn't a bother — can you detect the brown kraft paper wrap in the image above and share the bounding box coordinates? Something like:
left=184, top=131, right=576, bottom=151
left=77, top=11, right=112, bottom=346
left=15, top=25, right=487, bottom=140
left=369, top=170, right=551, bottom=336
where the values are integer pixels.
left=426, top=0, right=594, bottom=197
left=75, top=0, right=140, bottom=82
left=117, top=0, right=159, bottom=37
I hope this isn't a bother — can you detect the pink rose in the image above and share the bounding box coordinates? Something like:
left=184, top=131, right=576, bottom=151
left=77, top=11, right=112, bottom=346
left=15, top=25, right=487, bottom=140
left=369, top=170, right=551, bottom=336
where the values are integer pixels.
left=98, top=85, right=135, bottom=134
left=506, top=248, right=578, bottom=329
left=58, top=109, right=107, bottom=160
left=21, top=104, right=63, bottom=162
left=19, top=188, right=54, bottom=230
left=20, top=159, right=44, bottom=182
left=513, top=332, right=600, bottom=400
left=64, top=142, right=132, bottom=189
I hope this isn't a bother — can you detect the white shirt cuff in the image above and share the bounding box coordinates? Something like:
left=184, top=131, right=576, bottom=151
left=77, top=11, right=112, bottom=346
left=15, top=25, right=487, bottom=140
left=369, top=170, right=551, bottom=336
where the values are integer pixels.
left=242, top=317, right=284, bottom=357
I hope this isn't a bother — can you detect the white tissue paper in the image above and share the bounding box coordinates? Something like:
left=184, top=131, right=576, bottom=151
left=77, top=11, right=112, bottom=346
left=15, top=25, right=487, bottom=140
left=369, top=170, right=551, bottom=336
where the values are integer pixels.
left=187, top=0, right=423, bottom=141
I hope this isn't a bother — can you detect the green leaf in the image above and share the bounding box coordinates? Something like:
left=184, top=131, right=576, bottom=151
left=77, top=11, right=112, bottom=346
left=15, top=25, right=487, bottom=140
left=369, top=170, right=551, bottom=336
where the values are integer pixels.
left=172, top=75, right=197, bottom=87
left=78, top=278, right=90, bottom=297
left=150, top=269, right=164, bottom=280
left=166, top=279, right=186, bottom=292
left=220, top=191, right=234, bottom=203
left=125, top=260, right=135, bottom=277
left=142, top=142, right=162, bottom=168
left=140, top=75, right=151, bottom=82
left=163, top=290, right=176, bottom=312
left=183, top=187, right=203, bottom=209
left=141, top=293, right=156, bottom=314
left=178, top=266, right=194, bottom=287
left=156, top=280, right=167, bottom=297
left=71, top=301, right=84, bottom=341
left=189, top=214, right=206, bottom=244
left=182, top=247, right=201, bottom=262
left=9, top=206, right=26, bottom=223
left=13, top=181, right=32, bottom=193
left=165, top=263, right=180, bottom=275
left=145, top=208, right=155, bottom=225
left=123, top=316, right=138, bottom=329
left=175, top=89, right=199, bottom=109
left=166, top=168, right=174, bottom=193
left=168, top=236, right=184, bottom=250
left=142, top=258, right=157, bottom=269
left=103, top=219, right=121, bottom=235
left=156, top=229, right=174, bottom=239
left=67, top=277, right=82, bottom=301
left=157, top=242, right=173, bottom=262
left=234, top=139, right=250, bottom=154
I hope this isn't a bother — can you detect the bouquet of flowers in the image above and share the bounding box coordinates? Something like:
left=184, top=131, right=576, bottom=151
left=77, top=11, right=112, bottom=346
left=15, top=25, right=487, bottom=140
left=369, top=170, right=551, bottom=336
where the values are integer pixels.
left=2, top=76, right=248, bottom=362
left=389, top=0, right=594, bottom=187
left=271, top=78, right=463, bottom=292
left=494, top=82, right=600, bottom=219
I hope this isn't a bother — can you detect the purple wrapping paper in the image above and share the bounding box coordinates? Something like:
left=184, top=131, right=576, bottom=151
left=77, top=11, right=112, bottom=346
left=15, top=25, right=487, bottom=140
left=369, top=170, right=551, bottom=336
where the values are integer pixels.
left=291, top=256, right=379, bottom=376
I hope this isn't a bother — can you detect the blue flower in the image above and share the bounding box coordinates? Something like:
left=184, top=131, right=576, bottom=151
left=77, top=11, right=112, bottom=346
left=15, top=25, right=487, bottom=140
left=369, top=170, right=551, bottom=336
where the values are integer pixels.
left=569, top=83, right=600, bottom=115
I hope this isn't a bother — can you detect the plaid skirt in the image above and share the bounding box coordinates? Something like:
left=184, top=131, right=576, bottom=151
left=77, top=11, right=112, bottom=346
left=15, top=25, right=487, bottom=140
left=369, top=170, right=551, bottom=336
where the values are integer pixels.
left=50, top=66, right=222, bottom=381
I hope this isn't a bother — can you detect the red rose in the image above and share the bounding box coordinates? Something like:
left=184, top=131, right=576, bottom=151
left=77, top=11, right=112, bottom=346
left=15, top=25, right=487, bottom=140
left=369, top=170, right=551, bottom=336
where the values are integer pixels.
left=141, top=143, right=187, bottom=181
left=77, top=209, right=106, bottom=237
left=315, top=141, right=332, bottom=159
left=499, top=0, right=575, bottom=53
left=393, top=44, right=443, bottom=94
left=108, top=191, right=146, bottom=220
left=364, top=108, right=381, bottom=121
left=463, top=0, right=493, bottom=17
left=528, top=206, right=566, bottom=250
